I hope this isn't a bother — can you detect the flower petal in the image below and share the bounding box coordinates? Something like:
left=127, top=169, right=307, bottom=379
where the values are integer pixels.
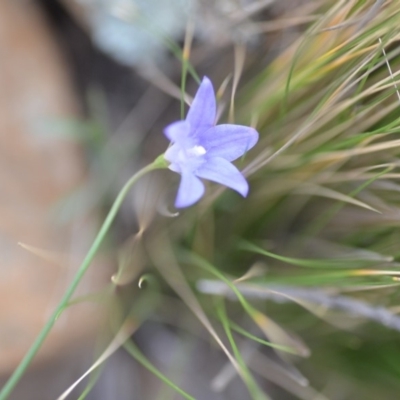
left=164, top=120, right=193, bottom=147
left=165, top=143, right=181, bottom=172
left=199, top=125, right=259, bottom=162
left=196, top=157, right=249, bottom=197
left=186, top=77, right=216, bottom=136
left=175, top=170, right=205, bottom=208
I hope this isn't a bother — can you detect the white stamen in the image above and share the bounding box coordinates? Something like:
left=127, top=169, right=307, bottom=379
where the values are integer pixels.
left=190, top=145, right=207, bottom=156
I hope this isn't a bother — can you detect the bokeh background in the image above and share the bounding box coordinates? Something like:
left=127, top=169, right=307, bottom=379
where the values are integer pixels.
left=1, top=1, right=400, bottom=399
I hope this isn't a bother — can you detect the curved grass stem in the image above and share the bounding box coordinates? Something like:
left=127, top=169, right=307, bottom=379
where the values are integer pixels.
left=0, top=155, right=168, bottom=400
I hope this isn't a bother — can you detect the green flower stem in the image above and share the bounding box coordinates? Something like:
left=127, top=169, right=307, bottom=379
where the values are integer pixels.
left=123, top=340, right=195, bottom=400
left=0, top=155, right=168, bottom=400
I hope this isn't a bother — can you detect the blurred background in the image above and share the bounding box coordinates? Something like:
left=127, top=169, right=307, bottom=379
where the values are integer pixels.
left=2, top=1, right=400, bottom=399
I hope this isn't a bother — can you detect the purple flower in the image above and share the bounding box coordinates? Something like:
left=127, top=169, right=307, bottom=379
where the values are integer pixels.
left=164, top=77, right=259, bottom=208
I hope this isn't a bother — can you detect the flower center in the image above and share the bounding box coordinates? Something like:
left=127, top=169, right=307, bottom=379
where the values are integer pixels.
left=176, top=145, right=207, bottom=172
left=187, top=145, right=207, bottom=157
left=165, top=143, right=207, bottom=174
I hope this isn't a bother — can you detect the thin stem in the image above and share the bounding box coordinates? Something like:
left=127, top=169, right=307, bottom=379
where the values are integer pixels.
left=123, top=340, right=195, bottom=400
left=180, top=20, right=194, bottom=119
left=0, top=156, right=167, bottom=400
